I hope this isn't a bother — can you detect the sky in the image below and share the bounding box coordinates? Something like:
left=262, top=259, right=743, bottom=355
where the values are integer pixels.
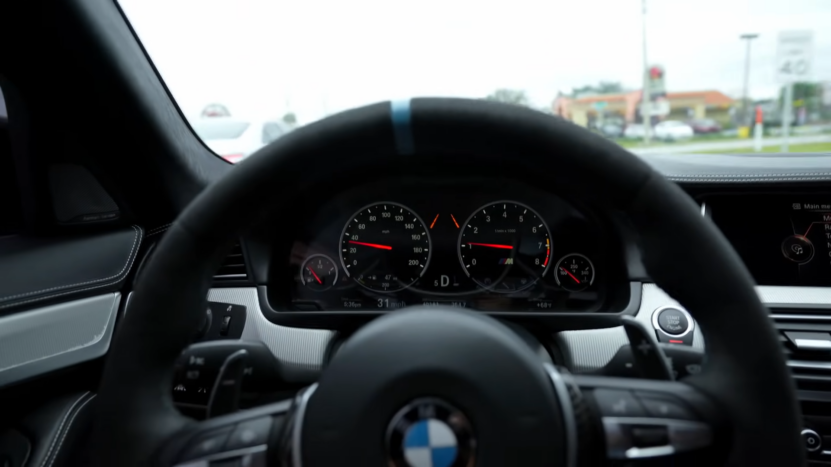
left=119, top=0, right=831, bottom=125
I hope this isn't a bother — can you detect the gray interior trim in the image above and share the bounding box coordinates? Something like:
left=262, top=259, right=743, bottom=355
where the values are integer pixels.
left=558, top=284, right=705, bottom=373
left=559, top=284, right=831, bottom=373
left=0, top=293, right=119, bottom=387
left=207, top=289, right=334, bottom=383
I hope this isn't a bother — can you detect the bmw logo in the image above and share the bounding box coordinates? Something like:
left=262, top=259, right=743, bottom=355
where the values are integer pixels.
left=386, top=398, right=476, bottom=467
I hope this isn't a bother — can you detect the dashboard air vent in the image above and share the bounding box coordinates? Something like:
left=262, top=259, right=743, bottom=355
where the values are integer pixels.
left=771, top=309, right=831, bottom=391
left=214, top=242, right=248, bottom=281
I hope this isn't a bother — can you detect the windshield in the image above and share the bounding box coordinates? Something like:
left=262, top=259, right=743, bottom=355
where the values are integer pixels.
left=119, top=0, right=831, bottom=162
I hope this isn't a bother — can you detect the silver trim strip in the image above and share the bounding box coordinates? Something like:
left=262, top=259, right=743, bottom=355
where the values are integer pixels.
left=794, top=338, right=831, bottom=350
left=0, top=293, right=120, bottom=388
left=543, top=364, right=577, bottom=467
left=788, top=360, right=831, bottom=371
left=771, top=314, right=831, bottom=321
left=292, top=383, right=318, bottom=467
left=213, top=274, right=248, bottom=280
left=651, top=306, right=695, bottom=338
left=758, top=286, right=831, bottom=308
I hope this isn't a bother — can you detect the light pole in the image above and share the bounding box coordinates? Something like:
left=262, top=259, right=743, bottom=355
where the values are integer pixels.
left=740, top=34, right=759, bottom=127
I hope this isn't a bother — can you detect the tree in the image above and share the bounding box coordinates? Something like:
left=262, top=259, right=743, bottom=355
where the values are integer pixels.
left=485, top=89, right=529, bottom=106
left=570, top=81, right=624, bottom=98
left=778, top=82, right=823, bottom=121
left=282, top=112, right=297, bottom=125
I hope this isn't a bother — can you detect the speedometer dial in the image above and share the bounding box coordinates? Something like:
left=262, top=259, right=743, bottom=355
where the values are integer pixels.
left=340, top=202, right=431, bottom=292
left=458, top=201, right=551, bottom=292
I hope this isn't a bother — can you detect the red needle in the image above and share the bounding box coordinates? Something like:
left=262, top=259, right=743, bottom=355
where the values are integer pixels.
left=348, top=240, right=392, bottom=250
left=560, top=267, right=581, bottom=284
left=307, top=267, right=323, bottom=284
left=467, top=242, right=514, bottom=250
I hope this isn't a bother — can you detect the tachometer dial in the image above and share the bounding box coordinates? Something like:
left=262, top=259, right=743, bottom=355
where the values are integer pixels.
left=340, top=202, right=431, bottom=292
left=301, top=254, right=338, bottom=292
left=458, top=201, right=551, bottom=292
left=554, top=253, right=595, bottom=292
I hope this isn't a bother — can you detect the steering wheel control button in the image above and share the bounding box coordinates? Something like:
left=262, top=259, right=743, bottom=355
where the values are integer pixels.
left=782, top=235, right=815, bottom=264
left=635, top=392, right=696, bottom=420
left=386, top=398, right=475, bottom=467
left=602, top=418, right=713, bottom=460
left=592, top=389, right=646, bottom=417
left=803, top=429, right=822, bottom=452
left=631, top=426, right=670, bottom=447
left=655, top=309, right=689, bottom=335
left=180, top=426, right=234, bottom=461
left=226, top=417, right=272, bottom=451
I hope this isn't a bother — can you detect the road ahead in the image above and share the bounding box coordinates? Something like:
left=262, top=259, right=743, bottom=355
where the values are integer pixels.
left=629, top=134, right=831, bottom=155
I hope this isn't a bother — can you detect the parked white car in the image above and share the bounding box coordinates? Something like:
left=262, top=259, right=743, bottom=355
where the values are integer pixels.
left=654, top=120, right=694, bottom=141
left=191, top=117, right=293, bottom=163
left=623, top=124, right=645, bottom=139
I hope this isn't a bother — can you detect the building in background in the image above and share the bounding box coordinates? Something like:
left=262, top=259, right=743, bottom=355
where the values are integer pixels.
left=553, top=89, right=735, bottom=129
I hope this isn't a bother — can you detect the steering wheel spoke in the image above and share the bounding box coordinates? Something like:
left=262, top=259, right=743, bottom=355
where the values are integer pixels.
left=567, top=372, right=726, bottom=464
left=160, top=398, right=294, bottom=467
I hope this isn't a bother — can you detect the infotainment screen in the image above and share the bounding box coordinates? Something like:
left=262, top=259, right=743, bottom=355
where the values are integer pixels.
left=709, top=195, right=831, bottom=287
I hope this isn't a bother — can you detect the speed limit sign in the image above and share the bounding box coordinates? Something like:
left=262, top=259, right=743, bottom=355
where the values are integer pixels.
left=777, top=31, right=814, bottom=84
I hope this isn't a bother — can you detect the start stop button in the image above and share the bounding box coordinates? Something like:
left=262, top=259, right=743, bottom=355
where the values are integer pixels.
left=656, top=308, right=689, bottom=335
left=651, top=306, right=694, bottom=338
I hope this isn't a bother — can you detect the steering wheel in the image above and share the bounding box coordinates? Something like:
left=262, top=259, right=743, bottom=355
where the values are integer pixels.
left=89, top=99, right=803, bottom=466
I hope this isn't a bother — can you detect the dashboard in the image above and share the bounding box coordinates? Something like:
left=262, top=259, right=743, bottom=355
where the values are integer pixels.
left=272, top=177, right=630, bottom=313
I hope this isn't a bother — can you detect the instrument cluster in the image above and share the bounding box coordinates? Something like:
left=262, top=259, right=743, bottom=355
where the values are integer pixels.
left=282, top=177, right=617, bottom=313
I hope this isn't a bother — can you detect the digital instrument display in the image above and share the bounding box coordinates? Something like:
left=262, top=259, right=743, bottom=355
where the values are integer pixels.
left=709, top=195, right=831, bottom=286
left=282, top=178, right=614, bottom=312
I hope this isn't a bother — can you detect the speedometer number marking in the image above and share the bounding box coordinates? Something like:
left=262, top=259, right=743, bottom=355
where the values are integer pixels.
left=340, top=202, right=431, bottom=292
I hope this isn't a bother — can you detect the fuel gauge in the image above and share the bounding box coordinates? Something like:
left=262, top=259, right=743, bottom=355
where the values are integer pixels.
left=554, top=253, right=595, bottom=292
left=301, top=254, right=338, bottom=292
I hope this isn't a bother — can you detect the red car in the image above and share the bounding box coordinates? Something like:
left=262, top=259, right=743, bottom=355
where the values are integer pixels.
left=688, top=118, right=722, bottom=134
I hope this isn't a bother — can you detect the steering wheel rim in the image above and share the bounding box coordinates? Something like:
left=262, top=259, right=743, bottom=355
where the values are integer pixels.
left=90, top=98, right=802, bottom=466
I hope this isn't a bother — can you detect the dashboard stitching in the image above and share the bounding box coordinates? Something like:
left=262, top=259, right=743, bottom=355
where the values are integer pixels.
left=38, top=391, right=91, bottom=467
left=0, top=226, right=142, bottom=307
left=146, top=223, right=172, bottom=236
left=44, top=393, right=96, bottom=467
left=668, top=172, right=831, bottom=178
left=667, top=176, right=831, bottom=182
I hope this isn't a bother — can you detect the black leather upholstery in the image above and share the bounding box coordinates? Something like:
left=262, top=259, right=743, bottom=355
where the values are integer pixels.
left=17, top=392, right=96, bottom=467
left=0, top=226, right=142, bottom=312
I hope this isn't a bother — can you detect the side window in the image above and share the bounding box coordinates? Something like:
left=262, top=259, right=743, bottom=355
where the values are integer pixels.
left=0, top=83, right=23, bottom=235
left=261, top=122, right=285, bottom=144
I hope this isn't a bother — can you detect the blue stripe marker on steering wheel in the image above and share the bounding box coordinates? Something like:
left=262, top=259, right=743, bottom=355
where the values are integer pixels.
left=391, top=99, right=415, bottom=155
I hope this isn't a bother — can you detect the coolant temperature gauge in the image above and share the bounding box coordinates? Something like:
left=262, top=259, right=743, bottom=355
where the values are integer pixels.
left=301, top=254, right=338, bottom=292
left=554, top=253, right=595, bottom=292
